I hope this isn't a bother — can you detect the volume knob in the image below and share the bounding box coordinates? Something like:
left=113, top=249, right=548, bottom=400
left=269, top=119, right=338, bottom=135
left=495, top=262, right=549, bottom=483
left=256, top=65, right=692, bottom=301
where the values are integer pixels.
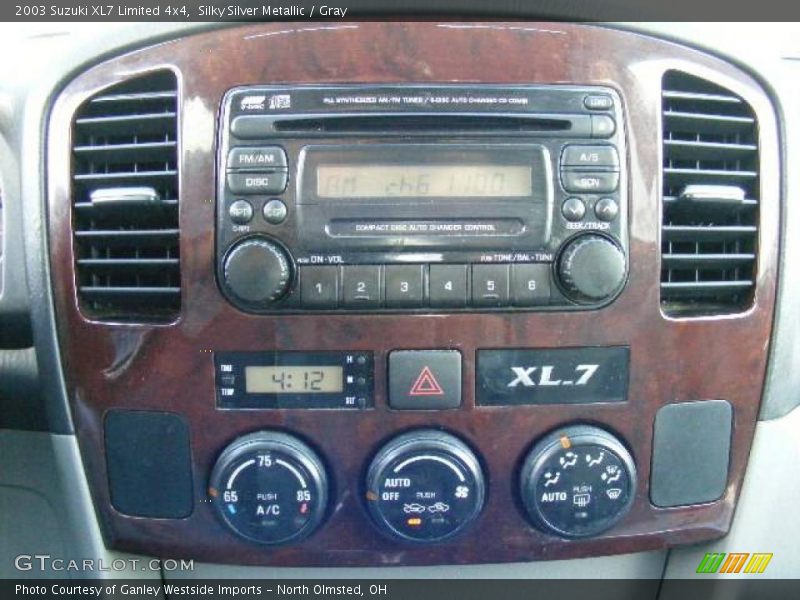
left=557, top=234, right=626, bottom=304
left=223, top=236, right=292, bottom=308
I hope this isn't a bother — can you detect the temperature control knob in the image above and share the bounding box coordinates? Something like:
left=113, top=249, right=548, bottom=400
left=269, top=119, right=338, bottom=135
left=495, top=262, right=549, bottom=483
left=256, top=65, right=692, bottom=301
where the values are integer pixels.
left=222, top=236, right=292, bottom=308
left=520, top=424, right=636, bottom=538
left=209, top=432, right=328, bottom=545
left=557, top=234, right=626, bottom=303
left=365, top=430, right=485, bottom=543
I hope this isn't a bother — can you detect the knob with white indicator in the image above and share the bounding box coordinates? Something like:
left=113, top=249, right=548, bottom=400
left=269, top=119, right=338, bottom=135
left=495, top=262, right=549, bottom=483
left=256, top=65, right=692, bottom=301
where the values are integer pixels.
left=520, top=424, right=636, bottom=538
left=557, top=234, right=626, bottom=304
left=222, top=236, right=293, bottom=308
left=365, top=430, right=485, bottom=543
left=209, top=432, right=328, bottom=545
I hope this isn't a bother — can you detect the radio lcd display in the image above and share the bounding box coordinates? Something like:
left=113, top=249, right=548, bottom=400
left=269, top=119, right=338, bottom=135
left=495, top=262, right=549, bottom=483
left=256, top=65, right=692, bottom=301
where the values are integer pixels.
left=316, top=165, right=532, bottom=198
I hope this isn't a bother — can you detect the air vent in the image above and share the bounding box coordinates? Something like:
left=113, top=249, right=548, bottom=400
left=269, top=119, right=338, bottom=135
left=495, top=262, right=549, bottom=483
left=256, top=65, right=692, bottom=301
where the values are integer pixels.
left=72, top=71, right=180, bottom=320
left=660, top=71, right=759, bottom=315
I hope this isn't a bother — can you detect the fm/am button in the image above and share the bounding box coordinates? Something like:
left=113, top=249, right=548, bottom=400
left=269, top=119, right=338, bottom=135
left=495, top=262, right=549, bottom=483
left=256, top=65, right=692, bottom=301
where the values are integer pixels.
left=227, top=146, right=287, bottom=170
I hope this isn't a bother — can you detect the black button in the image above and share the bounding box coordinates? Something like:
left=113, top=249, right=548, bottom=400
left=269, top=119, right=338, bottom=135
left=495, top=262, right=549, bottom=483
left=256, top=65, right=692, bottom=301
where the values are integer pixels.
left=228, top=199, right=253, bottom=225
left=388, top=350, right=462, bottom=410
left=584, top=94, right=613, bottom=110
left=262, top=199, right=288, bottom=224
left=561, top=145, right=619, bottom=169
left=385, top=265, right=424, bottom=308
left=429, top=265, right=468, bottom=308
left=561, top=171, right=619, bottom=194
left=591, top=115, right=616, bottom=138
left=472, top=264, right=509, bottom=307
left=595, top=197, right=619, bottom=222
left=227, top=171, right=288, bottom=194
left=227, top=146, right=287, bottom=170
left=561, top=197, right=586, bottom=222
left=511, top=264, right=551, bottom=306
left=341, top=266, right=382, bottom=308
left=300, top=266, right=339, bottom=308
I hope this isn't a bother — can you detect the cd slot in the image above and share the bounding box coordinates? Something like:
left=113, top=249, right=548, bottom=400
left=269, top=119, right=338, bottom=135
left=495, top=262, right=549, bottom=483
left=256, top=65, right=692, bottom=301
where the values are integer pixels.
left=231, top=112, right=592, bottom=139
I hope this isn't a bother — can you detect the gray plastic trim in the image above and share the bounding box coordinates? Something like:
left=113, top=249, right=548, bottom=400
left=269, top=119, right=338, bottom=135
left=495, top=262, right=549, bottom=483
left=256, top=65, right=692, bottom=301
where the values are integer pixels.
left=661, top=403, right=800, bottom=580
left=0, top=429, right=162, bottom=580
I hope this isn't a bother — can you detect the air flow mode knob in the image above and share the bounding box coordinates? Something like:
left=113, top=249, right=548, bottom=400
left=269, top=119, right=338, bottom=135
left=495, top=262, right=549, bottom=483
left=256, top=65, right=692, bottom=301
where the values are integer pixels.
left=222, top=236, right=292, bottom=308
left=557, top=234, right=626, bottom=304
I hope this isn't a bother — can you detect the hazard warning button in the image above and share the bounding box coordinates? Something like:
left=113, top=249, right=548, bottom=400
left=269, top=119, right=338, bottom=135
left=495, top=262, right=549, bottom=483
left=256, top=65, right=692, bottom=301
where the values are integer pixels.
left=388, top=350, right=462, bottom=410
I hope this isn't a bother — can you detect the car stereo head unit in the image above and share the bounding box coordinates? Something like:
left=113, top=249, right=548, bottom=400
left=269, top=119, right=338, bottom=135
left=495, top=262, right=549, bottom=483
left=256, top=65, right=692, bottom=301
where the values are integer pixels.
left=216, top=84, right=628, bottom=313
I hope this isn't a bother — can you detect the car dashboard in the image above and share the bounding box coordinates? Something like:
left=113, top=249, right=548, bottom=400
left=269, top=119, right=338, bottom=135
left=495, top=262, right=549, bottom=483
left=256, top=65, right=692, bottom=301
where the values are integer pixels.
left=1, top=19, right=799, bottom=584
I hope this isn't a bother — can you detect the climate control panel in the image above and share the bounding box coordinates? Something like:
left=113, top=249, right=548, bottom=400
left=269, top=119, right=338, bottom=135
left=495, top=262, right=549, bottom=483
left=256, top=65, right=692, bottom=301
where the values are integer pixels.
left=208, top=426, right=635, bottom=545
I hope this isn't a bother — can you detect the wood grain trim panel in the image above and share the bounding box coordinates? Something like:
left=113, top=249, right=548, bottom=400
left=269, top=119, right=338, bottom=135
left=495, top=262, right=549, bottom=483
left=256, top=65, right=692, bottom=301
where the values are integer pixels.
left=47, top=22, right=779, bottom=566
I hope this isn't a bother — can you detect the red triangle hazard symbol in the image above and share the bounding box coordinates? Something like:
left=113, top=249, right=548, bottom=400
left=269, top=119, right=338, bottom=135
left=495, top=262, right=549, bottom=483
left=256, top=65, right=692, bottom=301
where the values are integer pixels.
left=409, top=366, right=445, bottom=396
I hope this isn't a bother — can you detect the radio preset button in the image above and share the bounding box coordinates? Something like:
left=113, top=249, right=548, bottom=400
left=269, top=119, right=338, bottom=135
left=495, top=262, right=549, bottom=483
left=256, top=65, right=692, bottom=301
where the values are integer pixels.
left=429, top=265, right=468, bottom=308
left=584, top=94, right=614, bottom=110
left=561, top=197, right=586, bottom=222
left=227, top=146, right=288, bottom=170
left=300, top=266, right=339, bottom=308
left=227, top=171, right=288, bottom=195
left=472, top=265, right=510, bottom=307
left=561, top=145, right=619, bottom=169
left=561, top=171, right=619, bottom=194
left=342, top=265, right=382, bottom=308
left=385, top=265, right=424, bottom=308
left=263, top=199, right=288, bottom=224
left=590, top=115, right=616, bottom=138
left=511, top=264, right=551, bottom=306
left=228, top=199, right=254, bottom=225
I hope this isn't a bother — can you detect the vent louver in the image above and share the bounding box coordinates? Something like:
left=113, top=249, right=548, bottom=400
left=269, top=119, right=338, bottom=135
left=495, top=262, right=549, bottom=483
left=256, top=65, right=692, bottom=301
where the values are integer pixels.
left=660, top=71, right=759, bottom=315
left=72, top=71, right=180, bottom=320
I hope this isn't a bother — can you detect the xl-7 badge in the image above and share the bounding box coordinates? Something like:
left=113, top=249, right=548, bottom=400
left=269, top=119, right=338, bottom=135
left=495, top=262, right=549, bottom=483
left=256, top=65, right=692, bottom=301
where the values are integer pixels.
left=507, top=364, right=600, bottom=388
left=477, top=347, right=629, bottom=406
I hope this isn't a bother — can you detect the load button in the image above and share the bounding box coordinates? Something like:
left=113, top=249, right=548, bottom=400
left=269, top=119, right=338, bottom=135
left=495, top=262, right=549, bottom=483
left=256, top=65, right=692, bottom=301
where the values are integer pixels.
left=388, top=350, right=462, bottom=410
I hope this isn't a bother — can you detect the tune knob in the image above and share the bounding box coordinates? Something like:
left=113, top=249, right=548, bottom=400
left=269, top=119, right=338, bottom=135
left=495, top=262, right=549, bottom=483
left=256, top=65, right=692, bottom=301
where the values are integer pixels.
left=557, top=234, right=626, bottom=303
left=365, top=430, right=485, bottom=543
left=209, top=432, right=328, bottom=545
left=222, top=236, right=292, bottom=308
left=519, top=425, right=636, bottom=538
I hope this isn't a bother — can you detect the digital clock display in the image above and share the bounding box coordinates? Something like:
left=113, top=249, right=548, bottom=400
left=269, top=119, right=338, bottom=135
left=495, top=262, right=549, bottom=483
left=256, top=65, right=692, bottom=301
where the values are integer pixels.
left=316, top=165, right=532, bottom=198
left=245, top=366, right=344, bottom=394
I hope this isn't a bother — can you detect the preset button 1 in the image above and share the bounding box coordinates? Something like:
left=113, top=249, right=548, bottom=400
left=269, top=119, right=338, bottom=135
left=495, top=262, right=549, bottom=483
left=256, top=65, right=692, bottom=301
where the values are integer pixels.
left=299, top=266, right=339, bottom=308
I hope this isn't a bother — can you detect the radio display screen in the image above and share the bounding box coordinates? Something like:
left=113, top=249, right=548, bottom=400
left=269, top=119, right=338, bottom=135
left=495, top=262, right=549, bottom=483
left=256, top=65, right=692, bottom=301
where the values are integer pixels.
left=244, top=366, right=344, bottom=394
left=316, top=165, right=532, bottom=198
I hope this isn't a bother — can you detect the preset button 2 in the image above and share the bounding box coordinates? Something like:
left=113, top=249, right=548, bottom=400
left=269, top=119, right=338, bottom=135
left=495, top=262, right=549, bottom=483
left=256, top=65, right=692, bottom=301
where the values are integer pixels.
left=341, top=265, right=382, bottom=308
